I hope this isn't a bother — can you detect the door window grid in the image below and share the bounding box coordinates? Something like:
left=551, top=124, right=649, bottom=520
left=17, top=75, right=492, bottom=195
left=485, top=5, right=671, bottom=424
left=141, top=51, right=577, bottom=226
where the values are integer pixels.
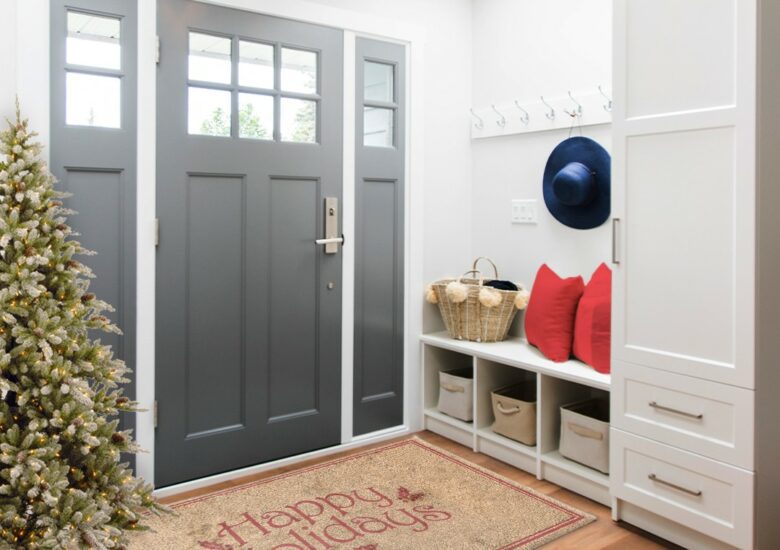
left=187, top=31, right=320, bottom=143
left=64, top=10, right=123, bottom=128
left=363, top=59, right=396, bottom=148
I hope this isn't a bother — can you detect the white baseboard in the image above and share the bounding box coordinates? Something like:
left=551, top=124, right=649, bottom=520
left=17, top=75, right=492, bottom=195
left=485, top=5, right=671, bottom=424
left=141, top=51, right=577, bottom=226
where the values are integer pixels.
left=153, top=425, right=412, bottom=499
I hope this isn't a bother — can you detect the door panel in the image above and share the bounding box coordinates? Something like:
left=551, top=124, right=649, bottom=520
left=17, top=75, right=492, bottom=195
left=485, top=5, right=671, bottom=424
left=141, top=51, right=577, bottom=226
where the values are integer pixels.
left=156, top=0, right=343, bottom=486
left=353, top=38, right=406, bottom=435
left=186, top=175, right=245, bottom=436
left=50, top=0, right=137, bottom=450
left=612, top=0, right=755, bottom=388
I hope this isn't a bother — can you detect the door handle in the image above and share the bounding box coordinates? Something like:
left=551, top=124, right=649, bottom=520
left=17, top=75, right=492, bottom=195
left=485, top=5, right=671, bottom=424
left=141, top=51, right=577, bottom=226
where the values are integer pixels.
left=612, top=218, right=621, bottom=265
left=315, top=236, right=344, bottom=245
left=317, top=197, right=341, bottom=254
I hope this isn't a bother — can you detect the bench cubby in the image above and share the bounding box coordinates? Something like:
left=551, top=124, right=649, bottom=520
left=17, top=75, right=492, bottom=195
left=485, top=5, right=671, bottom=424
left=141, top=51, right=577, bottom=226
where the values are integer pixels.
left=421, top=331, right=612, bottom=507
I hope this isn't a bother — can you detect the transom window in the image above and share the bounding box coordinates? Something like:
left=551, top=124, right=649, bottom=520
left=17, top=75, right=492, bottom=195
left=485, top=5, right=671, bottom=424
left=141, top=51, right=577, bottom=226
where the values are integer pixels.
left=363, top=60, right=396, bottom=147
left=188, top=31, right=319, bottom=143
left=65, top=11, right=122, bottom=128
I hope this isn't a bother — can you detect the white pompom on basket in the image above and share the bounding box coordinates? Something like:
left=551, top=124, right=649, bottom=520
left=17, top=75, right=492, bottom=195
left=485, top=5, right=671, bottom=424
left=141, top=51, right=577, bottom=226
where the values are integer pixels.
left=426, top=257, right=529, bottom=343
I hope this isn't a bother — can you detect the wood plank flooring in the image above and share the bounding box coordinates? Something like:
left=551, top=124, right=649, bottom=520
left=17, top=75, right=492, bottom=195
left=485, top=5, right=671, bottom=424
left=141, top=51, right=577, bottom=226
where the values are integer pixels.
left=159, top=431, right=679, bottom=549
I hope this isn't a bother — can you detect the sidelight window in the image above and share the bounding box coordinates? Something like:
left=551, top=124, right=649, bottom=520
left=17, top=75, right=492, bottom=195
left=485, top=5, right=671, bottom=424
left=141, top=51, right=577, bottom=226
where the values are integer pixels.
left=363, top=60, right=396, bottom=147
left=65, top=11, right=122, bottom=128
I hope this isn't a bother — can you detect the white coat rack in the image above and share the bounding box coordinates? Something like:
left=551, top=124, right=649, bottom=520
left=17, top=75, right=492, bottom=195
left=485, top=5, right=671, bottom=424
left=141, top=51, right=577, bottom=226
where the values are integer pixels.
left=469, top=86, right=613, bottom=139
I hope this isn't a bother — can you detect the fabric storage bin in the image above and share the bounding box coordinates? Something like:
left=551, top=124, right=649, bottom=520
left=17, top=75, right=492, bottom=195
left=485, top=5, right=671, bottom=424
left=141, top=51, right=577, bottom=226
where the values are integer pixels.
left=491, top=382, right=537, bottom=446
left=559, top=398, right=610, bottom=474
left=437, top=368, right=474, bottom=422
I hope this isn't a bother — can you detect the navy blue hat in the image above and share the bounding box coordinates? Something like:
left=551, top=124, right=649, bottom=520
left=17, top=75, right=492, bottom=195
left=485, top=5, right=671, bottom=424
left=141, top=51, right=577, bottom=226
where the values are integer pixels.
left=543, top=137, right=611, bottom=229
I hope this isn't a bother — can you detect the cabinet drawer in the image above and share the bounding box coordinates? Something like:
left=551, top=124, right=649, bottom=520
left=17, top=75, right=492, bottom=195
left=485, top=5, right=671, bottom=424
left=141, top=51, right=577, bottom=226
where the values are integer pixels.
left=612, top=362, right=753, bottom=469
left=611, top=429, right=753, bottom=549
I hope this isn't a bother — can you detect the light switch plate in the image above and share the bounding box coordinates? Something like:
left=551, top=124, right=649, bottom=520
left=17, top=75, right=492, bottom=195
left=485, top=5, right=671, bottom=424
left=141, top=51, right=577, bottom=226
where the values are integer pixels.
left=511, top=199, right=538, bottom=224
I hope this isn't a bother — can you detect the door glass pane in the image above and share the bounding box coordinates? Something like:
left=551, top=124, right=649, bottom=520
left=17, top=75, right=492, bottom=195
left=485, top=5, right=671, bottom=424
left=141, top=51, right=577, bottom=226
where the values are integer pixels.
left=238, top=93, right=273, bottom=140
left=66, top=73, right=121, bottom=128
left=239, top=40, right=274, bottom=89
left=281, top=48, right=317, bottom=94
left=66, top=11, right=121, bottom=70
left=364, top=61, right=394, bottom=103
left=363, top=107, right=394, bottom=147
left=189, top=32, right=231, bottom=84
left=188, top=87, right=232, bottom=136
left=280, top=98, right=317, bottom=143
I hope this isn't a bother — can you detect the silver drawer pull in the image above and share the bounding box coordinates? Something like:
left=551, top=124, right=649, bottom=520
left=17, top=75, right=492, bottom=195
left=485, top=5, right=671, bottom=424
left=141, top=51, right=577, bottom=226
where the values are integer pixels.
left=648, top=401, right=703, bottom=419
left=648, top=473, right=702, bottom=497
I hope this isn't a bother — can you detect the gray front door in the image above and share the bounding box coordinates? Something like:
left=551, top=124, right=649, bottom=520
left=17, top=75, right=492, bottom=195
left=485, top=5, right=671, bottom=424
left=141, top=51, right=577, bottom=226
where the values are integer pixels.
left=156, top=0, right=343, bottom=487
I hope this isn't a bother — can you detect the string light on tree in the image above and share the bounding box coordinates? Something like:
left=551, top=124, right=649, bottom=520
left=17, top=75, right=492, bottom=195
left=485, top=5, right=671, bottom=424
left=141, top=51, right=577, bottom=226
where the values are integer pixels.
left=0, top=102, right=167, bottom=548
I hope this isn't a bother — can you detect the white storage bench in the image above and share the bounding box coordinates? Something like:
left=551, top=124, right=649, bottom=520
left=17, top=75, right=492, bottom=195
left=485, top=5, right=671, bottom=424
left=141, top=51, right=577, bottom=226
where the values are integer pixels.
left=421, top=331, right=611, bottom=507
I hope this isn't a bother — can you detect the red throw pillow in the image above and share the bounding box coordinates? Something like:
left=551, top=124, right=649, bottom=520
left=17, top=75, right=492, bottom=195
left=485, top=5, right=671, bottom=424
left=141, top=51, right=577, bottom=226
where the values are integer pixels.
left=573, top=263, right=612, bottom=373
left=524, top=264, right=585, bottom=362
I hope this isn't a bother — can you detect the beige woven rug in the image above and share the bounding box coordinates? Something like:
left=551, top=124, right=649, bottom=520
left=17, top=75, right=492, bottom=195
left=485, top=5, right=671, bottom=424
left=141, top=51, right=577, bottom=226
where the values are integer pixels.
left=130, top=438, right=594, bottom=549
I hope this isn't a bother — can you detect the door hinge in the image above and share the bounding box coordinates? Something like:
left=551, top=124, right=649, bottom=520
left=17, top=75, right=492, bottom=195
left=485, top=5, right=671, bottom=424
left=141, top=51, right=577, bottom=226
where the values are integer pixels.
left=153, top=400, right=158, bottom=429
left=154, top=218, right=160, bottom=247
left=156, top=35, right=160, bottom=64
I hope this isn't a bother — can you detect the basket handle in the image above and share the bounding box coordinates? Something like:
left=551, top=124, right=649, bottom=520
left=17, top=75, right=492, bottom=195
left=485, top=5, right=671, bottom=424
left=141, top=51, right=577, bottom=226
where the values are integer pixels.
left=457, top=269, right=485, bottom=286
left=496, top=402, right=521, bottom=415
left=440, top=382, right=465, bottom=393
left=472, top=257, right=499, bottom=280
left=567, top=422, right=604, bottom=440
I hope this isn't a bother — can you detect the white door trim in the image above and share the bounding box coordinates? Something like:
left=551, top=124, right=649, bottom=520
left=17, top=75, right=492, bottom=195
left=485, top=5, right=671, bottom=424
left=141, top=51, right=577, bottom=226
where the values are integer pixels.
left=340, top=30, right=356, bottom=443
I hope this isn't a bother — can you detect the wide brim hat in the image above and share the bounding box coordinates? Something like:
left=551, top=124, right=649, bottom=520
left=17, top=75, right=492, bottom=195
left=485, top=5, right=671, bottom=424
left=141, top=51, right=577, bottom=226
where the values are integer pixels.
left=543, top=136, right=611, bottom=230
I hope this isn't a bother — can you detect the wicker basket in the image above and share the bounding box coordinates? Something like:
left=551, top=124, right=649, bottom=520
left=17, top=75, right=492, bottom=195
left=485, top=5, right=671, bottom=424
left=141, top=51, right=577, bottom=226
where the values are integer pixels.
left=429, top=257, right=527, bottom=343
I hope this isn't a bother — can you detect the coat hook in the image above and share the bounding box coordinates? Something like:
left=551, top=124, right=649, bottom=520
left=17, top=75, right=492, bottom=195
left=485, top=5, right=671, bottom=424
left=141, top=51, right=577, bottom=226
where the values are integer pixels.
left=513, top=100, right=530, bottom=125
left=491, top=104, right=506, bottom=127
left=598, top=85, right=613, bottom=112
left=469, top=108, right=484, bottom=130
left=540, top=96, right=555, bottom=121
left=564, top=91, right=583, bottom=118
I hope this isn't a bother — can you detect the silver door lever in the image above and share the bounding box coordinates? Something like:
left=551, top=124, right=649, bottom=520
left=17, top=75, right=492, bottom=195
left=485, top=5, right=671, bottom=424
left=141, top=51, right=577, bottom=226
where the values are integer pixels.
left=315, top=236, right=344, bottom=245
left=317, top=197, right=342, bottom=254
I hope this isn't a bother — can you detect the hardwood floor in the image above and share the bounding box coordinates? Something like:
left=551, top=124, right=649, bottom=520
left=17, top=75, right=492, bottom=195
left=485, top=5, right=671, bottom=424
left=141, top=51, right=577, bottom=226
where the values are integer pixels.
left=159, top=431, right=678, bottom=549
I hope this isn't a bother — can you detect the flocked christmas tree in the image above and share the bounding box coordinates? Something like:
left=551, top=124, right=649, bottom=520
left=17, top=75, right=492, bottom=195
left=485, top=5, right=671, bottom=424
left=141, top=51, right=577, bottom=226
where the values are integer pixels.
left=0, top=104, right=163, bottom=548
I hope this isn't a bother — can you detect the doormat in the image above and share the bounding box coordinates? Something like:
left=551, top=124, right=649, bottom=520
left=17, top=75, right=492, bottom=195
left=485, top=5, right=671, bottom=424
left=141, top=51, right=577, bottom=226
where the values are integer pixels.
left=130, top=438, right=594, bottom=549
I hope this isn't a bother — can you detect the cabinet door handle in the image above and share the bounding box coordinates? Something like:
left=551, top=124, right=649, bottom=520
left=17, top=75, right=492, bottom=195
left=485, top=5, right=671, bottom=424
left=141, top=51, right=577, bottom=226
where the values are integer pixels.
left=648, top=401, right=703, bottom=420
left=648, top=473, right=702, bottom=497
left=612, top=218, right=620, bottom=265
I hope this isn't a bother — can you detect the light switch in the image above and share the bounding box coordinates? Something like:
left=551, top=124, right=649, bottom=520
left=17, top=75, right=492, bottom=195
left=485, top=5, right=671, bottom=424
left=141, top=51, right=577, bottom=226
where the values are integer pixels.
left=511, top=199, right=538, bottom=224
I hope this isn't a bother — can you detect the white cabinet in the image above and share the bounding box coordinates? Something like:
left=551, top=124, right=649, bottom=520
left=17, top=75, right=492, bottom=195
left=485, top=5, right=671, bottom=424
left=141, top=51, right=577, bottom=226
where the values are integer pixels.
left=611, top=430, right=754, bottom=550
left=612, top=362, right=754, bottom=470
left=611, top=0, right=780, bottom=548
left=612, top=0, right=756, bottom=389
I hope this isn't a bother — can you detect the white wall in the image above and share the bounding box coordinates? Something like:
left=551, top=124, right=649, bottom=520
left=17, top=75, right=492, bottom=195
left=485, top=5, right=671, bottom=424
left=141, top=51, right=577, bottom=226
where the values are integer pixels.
left=471, top=0, right=612, bottom=298
left=1, top=0, right=50, bottom=154
left=308, top=0, right=474, bottom=332
left=0, top=1, right=18, bottom=123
